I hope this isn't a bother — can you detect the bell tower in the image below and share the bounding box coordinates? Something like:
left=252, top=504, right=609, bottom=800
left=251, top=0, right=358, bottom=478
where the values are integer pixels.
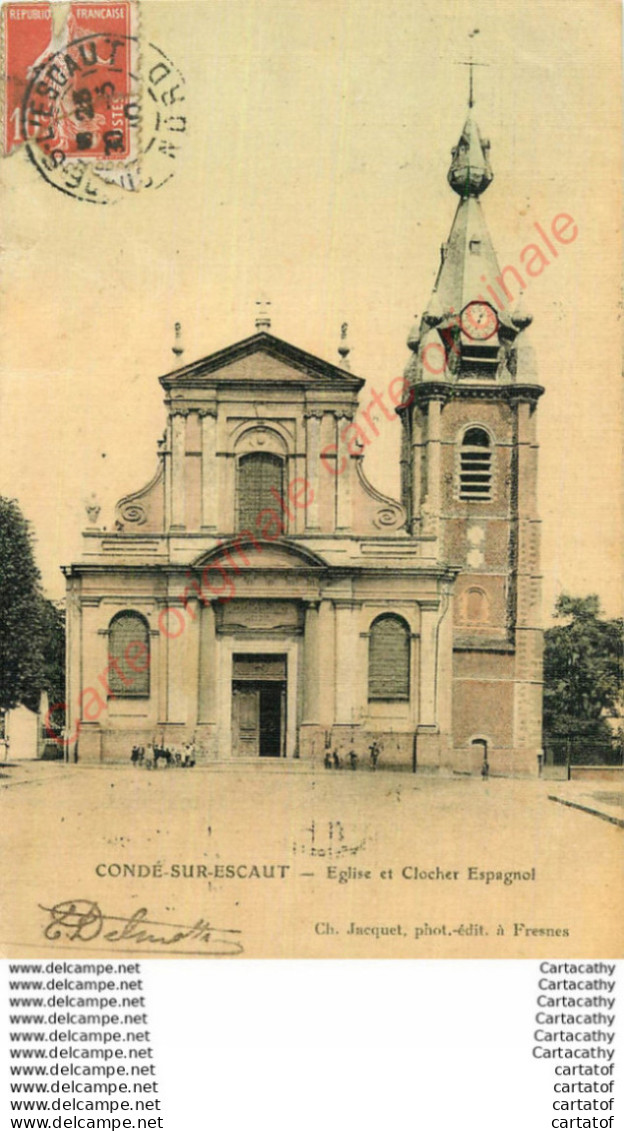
left=399, top=92, right=545, bottom=774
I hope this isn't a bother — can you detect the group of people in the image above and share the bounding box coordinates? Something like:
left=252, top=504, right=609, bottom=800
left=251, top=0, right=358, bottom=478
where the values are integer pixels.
left=323, top=740, right=382, bottom=772
left=130, top=741, right=197, bottom=769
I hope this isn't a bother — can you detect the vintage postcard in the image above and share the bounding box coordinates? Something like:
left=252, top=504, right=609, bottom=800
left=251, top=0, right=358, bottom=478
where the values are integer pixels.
left=0, top=0, right=621, bottom=959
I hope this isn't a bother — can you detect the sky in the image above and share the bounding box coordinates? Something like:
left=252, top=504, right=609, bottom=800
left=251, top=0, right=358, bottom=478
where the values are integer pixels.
left=0, top=0, right=621, bottom=621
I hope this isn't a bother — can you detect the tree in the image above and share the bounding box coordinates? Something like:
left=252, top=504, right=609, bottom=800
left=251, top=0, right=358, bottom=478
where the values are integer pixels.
left=543, top=594, right=624, bottom=761
left=0, top=497, right=48, bottom=713
left=39, top=599, right=66, bottom=733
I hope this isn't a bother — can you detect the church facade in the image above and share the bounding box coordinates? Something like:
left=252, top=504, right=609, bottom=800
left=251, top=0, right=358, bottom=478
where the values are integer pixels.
left=63, top=102, right=545, bottom=774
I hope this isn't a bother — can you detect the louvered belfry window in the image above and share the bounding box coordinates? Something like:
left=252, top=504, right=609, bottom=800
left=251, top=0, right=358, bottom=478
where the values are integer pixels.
left=237, top=452, right=285, bottom=533
left=108, top=612, right=150, bottom=697
left=459, top=427, right=492, bottom=500
left=368, top=614, right=410, bottom=701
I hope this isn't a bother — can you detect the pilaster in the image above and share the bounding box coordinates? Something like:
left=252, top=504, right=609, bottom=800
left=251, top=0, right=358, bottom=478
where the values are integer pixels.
left=317, top=598, right=336, bottom=725
left=424, top=397, right=443, bottom=527
left=200, top=409, right=218, bottom=530
left=334, top=600, right=359, bottom=724
left=302, top=601, right=321, bottom=723
left=418, top=599, right=440, bottom=728
left=336, top=414, right=353, bottom=531
left=305, top=411, right=322, bottom=531
left=198, top=601, right=217, bottom=724
left=319, top=412, right=337, bottom=532
left=170, top=412, right=186, bottom=530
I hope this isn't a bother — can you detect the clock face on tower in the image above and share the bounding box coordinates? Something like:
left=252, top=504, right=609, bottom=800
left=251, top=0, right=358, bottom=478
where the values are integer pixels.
left=460, top=301, right=499, bottom=341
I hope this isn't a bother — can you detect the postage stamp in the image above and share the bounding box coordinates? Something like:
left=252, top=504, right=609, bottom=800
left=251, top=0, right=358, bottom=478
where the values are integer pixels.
left=4, top=2, right=137, bottom=160
left=2, top=1, right=187, bottom=202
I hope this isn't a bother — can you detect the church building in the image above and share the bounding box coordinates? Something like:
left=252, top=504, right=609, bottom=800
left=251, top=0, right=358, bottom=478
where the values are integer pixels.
left=63, top=97, right=545, bottom=774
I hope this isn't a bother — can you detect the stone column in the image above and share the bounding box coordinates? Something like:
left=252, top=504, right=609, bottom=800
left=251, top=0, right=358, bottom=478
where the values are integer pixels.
left=515, top=398, right=538, bottom=517
left=317, top=598, right=335, bottom=725
left=185, top=597, right=201, bottom=732
left=336, top=414, right=352, bottom=531
left=170, top=411, right=186, bottom=530
left=156, top=599, right=168, bottom=731
left=409, top=411, right=423, bottom=532
left=198, top=601, right=217, bottom=723
left=200, top=410, right=218, bottom=530
left=319, top=413, right=338, bottom=532
left=418, top=600, right=440, bottom=728
left=164, top=601, right=187, bottom=724
left=424, top=398, right=442, bottom=521
left=302, top=601, right=320, bottom=723
left=163, top=431, right=172, bottom=531
left=148, top=625, right=161, bottom=728
left=305, top=412, right=322, bottom=531
left=220, top=452, right=235, bottom=534
left=334, top=600, right=358, bottom=724
left=288, top=450, right=308, bottom=535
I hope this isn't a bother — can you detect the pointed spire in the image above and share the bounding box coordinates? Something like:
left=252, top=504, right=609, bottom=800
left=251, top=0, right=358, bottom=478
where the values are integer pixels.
left=338, top=321, right=351, bottom=369
left=431, top=197, right=498, bottom=316
left=407, top=70, right=542, bottom=391
left=419, top=76, right=512, bottom=330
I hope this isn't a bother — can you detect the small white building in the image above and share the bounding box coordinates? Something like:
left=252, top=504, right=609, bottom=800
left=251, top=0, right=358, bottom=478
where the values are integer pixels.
left=0, top=693, right=49, bottom=762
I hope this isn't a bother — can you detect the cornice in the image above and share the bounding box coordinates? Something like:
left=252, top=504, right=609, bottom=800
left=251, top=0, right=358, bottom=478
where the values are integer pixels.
left=409, top=381, right=545, bottom=406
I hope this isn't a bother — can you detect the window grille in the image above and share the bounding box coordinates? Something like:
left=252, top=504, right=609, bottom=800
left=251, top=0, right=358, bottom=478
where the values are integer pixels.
left=459, top=427, right=492, bottom=500
left=108, top=612, right=150, bottom=697
left=237, top=452, right=285, bottom=533
left=368, top=614, right=410, bottom=700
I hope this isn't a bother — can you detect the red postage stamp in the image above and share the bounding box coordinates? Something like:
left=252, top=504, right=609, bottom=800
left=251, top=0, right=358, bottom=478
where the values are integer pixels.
left=3, top=2, right=137, bottom=161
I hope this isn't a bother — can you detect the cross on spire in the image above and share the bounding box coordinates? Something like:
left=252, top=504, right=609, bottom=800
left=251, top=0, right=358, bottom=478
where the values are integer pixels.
left=455, top=30, right=488, bottom=108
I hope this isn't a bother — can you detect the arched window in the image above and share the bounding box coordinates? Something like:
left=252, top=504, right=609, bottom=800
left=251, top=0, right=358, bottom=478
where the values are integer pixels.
left=465, top=587, right=489, bottom=624
left=459, top=427, right=492, bottom=500
left=368, top=614, right=410, bottom=701
left=237, top=452, right=285, bottom=533
left=108, top=612, right=150, bottom=698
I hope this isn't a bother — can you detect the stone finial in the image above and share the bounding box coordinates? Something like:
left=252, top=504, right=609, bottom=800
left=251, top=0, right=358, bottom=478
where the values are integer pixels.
left=172, top=322, right=184, bottom=359
left=85, top=492, right=101, bottom=525
left=511, top=291, right=533, bottom=331
left=406, top=315, right=420, bottom=351
left=255, top=298, right=272, bottom=330
left=338, top=321, right=351, bottom=369
left=422, top=290, right=443, bottom=327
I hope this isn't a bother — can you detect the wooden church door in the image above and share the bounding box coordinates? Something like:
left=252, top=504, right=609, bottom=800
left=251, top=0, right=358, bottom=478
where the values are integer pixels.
left=232, top=685, right=260, bottom=757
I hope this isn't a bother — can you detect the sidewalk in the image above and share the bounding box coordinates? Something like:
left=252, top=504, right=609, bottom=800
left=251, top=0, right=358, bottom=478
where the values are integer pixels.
left=546, top=782, right=624, bottom=828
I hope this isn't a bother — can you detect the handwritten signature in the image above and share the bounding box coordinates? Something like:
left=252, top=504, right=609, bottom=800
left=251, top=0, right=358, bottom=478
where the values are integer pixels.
left=39, top=900, right=244, bottom=956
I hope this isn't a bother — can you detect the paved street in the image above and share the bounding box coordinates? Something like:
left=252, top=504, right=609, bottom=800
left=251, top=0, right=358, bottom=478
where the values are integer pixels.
left=1, top=762, right=621, bottom=959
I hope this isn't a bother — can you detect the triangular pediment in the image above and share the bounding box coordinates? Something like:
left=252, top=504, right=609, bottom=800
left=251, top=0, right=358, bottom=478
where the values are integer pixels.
left=160, top=331, right=364, bottom=391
